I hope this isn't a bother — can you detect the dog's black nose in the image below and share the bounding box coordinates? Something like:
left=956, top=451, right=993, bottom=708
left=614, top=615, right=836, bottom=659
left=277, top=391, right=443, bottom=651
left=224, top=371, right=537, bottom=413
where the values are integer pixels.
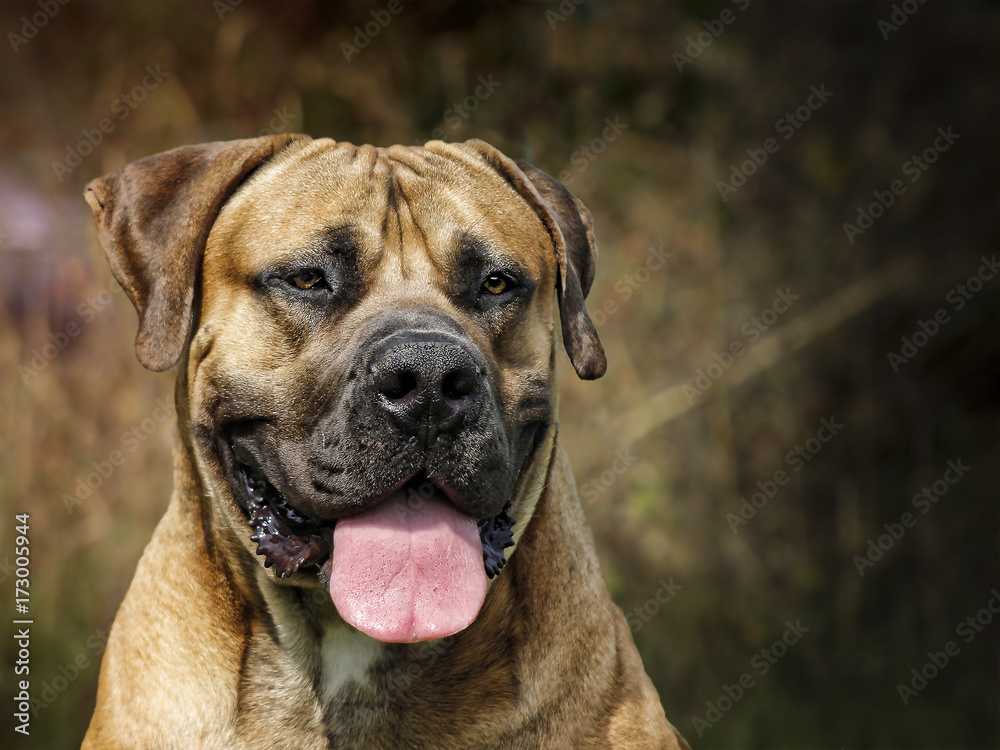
left=372, top=338, right=481, bottom=434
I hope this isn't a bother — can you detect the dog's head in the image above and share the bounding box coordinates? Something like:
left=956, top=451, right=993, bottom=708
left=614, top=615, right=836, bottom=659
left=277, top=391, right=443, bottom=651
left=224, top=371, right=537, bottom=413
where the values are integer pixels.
left=85, top=135, right=605, bottom=642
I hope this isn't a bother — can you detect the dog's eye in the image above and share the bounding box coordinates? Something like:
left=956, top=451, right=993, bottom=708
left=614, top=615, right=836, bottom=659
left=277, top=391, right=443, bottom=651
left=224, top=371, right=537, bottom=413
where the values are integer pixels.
left=289, top=270, right=325, bottom=290
left=481, top=274, right=509, bottom=295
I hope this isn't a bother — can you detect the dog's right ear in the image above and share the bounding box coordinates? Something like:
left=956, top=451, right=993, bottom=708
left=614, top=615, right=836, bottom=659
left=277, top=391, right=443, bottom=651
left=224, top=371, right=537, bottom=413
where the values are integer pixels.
left=84, top=134, right=308, bottom=372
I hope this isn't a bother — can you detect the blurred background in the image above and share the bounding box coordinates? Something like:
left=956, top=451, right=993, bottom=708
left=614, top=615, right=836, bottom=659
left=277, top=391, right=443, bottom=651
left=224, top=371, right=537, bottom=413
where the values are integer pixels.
left=1, top=1, right=997, bottom=747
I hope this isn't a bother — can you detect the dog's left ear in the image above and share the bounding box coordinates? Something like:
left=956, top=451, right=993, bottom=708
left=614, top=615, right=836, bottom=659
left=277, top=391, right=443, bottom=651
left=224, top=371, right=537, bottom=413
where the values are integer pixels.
left=511, top=159, right=607, bottom=380
left=461, top=141, right=606, bottom=379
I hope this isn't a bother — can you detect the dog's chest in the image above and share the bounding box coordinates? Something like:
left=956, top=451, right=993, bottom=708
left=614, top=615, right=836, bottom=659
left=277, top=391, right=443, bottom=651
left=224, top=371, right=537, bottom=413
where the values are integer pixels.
left=241, top=592, right=506, bottom=748
left=234, top=581, right=386, bottom=743
left=317, top=621, right=384, bottom=699
left=239, top=619, right=447, bottom=748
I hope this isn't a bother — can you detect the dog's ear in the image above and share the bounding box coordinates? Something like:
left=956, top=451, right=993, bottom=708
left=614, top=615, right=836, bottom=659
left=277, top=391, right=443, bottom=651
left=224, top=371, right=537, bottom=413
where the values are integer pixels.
left=510, top=159, right=607, bottom=380
left=84, top=134, right=308, bottom=372
left=457, top=141, right=606, bottom=379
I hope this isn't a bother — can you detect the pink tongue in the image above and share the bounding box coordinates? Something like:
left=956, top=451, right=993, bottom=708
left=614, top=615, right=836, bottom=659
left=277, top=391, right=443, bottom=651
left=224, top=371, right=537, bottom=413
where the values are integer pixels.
left=330, top=490, right=487, bottom=643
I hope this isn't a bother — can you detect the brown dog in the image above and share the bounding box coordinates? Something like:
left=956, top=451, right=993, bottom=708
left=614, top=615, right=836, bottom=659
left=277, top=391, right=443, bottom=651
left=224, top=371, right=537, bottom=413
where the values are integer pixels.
left=81, top=135, right=689, bottom=749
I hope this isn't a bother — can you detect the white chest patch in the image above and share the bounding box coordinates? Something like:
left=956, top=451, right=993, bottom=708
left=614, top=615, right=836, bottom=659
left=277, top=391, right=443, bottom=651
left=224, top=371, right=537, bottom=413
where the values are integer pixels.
left=319, top=622, right=383, bottom=702
left=256, top=569, right=384, bottom=704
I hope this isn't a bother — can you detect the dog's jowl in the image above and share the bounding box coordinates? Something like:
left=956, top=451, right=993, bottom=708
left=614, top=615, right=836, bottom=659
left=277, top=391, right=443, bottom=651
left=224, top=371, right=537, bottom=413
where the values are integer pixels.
left=81, top=135, right=689, bottom=749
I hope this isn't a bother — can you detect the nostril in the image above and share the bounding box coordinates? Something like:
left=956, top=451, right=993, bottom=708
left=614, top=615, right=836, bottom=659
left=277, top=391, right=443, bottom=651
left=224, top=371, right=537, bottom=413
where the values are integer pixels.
left=378, top=369, right=418, bottom=401
left=442, top=367, right=478, bottom=401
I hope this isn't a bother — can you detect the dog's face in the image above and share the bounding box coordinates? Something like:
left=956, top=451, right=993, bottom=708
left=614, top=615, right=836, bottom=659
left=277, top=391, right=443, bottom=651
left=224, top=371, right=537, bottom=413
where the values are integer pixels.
left=197, top=141, right=558, bottom=537
left=85, top=136, right=605, bottom=642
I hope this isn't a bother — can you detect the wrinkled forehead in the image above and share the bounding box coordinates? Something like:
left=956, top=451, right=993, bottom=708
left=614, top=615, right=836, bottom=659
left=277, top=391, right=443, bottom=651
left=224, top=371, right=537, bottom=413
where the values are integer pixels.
left=206, top=139, right=555, bottom=276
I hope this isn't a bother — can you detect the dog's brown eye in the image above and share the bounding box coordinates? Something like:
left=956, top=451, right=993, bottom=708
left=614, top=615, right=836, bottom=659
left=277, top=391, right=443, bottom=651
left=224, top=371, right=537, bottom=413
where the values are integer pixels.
left=290, top=270, right=324, bottom=290
left=482, top=275, right=508, bottom=295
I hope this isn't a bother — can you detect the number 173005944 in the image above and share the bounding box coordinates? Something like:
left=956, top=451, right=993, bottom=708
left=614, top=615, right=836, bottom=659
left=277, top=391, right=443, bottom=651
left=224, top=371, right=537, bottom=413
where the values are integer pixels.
left=14, top=514, right=30, bottom=615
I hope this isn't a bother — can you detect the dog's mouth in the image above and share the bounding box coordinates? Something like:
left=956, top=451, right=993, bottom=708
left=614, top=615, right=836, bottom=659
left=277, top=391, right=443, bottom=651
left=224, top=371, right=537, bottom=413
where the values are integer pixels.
left=230, top=450, right=517, bottom=641
left=234, top=459, right=516, bottom=579
left=233, top=454, right=516, bottom=643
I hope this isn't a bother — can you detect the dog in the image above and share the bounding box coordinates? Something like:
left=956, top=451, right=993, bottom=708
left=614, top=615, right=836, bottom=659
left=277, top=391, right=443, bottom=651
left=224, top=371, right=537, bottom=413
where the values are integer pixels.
left=81, top=134, right=689, bottom=749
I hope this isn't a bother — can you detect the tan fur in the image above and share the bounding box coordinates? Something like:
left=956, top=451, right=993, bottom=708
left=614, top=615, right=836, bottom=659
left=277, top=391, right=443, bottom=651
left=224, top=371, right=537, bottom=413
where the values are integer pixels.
left=81, top=137, right=688, bottom=750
